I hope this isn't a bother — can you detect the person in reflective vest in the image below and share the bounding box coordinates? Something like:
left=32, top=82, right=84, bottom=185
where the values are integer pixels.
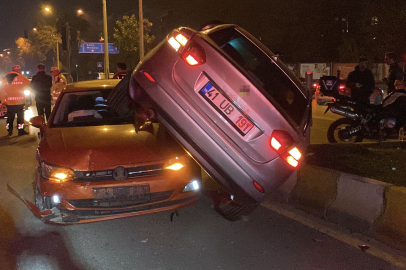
left=51, top=67, right=67, bottom=103
left=0, top=65, right=30, bottom=136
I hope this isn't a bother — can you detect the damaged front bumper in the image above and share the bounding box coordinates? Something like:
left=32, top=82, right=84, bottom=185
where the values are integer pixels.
left=7, top=182, right=198, bottom=225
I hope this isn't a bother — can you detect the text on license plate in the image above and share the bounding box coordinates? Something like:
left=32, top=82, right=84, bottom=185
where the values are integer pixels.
left=200, top=83, right=254, bottom=136
left=93, top=185, right=150, bottom=199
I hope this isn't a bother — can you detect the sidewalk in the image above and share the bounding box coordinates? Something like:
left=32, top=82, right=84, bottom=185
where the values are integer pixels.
left=271, top=163, right=406, bottom=251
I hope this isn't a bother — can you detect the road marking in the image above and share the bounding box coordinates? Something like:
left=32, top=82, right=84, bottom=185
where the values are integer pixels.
left=262, top=202, right=406, bottom=269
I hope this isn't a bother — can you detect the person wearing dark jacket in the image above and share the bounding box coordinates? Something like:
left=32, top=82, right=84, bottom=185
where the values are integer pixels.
left=113, top=62, right=128, bottom=79
left=346, top=57, right=375, bottom=104
left=31, top=64, right=53, bottom=121
left=384, top=52, right=404, bottom=95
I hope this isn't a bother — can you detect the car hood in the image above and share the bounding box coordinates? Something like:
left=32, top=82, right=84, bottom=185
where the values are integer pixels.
left=39, top=124, right=183, bottom=171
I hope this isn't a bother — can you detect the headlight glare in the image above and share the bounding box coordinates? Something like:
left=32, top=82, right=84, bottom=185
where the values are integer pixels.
left=165, top=156, right=188, bottom=171
left=41, top=162, right=75, bottom=182
left=166, top=163, right=184, bottom=170
left=183, top=180, right=200, bottom=192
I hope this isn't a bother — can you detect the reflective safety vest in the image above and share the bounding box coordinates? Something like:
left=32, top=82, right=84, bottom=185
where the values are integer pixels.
left=0, top=71, right=30, bottom=105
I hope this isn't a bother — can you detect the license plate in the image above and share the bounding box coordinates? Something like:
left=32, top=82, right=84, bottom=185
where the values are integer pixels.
left=199, top=83, right=254, bottom=136
left=93, top=185, right=150, bottom=199
left=326, top=80, right=333, bottom=86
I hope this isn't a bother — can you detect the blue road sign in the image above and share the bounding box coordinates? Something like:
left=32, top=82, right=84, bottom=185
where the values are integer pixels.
left=97, top=62, right=103, bottom=68
left=79, top=42, right=120, bottom=54
left=108, top=43, right=120, bottom=54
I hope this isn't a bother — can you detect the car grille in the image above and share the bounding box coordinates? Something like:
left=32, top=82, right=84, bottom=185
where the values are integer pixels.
left=74, top=163, right=165, bottom=182
left=67, top=190, right=174, bottom=209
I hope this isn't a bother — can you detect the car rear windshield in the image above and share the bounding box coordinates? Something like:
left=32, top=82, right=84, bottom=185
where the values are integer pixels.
left=50, top=89, right=134, bottom=127
left=208, top=27, right=308, bottom=126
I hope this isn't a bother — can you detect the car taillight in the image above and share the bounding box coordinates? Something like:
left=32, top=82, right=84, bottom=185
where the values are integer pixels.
left=168, top=32, right=189, bottom=51
left=167, top=31, right=206, bottom=66
left=180, top=40, right=206, bottom=66
left=270, top=130, right=302, bottom=168
left=339, top=85, right=345, bottom=89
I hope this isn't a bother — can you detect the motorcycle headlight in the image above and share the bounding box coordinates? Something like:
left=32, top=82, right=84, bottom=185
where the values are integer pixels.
left=41, top=162, right=76, bottom=182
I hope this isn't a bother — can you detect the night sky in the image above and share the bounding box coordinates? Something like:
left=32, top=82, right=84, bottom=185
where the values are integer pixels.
left=0, top=0, right=273, bottom=50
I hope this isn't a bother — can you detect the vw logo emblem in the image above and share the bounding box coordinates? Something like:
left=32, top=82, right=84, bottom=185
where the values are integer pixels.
left=113, top=166, right=128, bottom=181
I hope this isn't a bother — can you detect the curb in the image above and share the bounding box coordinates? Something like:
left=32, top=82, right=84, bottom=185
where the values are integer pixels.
left=272, top=164, right=406, bottom=250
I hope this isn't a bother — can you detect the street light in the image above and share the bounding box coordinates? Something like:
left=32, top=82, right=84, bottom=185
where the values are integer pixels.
left=77, top=9, right=83, bottom=16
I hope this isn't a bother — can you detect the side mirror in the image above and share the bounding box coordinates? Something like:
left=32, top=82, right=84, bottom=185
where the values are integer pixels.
left=30, top=116, right=44, bottom=128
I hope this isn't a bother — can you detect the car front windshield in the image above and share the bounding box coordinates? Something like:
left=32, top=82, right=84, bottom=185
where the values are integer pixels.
left=51, top=89, right=133, bottom=127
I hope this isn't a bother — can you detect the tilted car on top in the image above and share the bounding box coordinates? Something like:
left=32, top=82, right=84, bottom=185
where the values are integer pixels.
left=8, top=79, right=201, bottom=224
left=130, top=24, right=312, bottom=220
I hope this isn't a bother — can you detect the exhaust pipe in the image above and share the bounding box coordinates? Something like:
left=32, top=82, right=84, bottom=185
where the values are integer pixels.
left=330, top=106, right=359, bottom=118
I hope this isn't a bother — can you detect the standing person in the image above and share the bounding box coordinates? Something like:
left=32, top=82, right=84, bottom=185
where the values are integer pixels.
left=384, top=52, right=404, bottom=95
left=346, top=57, right=375, bottom=104
left=113, top=62, right=127, bottom=79
left=51, top=67, right=67, bottom=103
left=31, top=64, right=53, bottom=121
left=0, top=65, right=30, bottom=136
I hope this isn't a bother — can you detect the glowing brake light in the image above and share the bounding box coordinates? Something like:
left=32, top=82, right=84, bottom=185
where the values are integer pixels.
left=181, top=41, right=206, bottom=66
left=339, top=85, right=345, bottom=89
left=270, top=130, right=302, bottom=168
left=185, top=55, right=199, bottom=66
left=270, top=137, right=282, bottom=151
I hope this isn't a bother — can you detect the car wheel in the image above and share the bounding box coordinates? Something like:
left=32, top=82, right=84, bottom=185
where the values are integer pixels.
left=0, top=103, right=7, bottom=118
left=327, top=118, right=363, bottom=143
left=214, top=194, right=259, bottom=221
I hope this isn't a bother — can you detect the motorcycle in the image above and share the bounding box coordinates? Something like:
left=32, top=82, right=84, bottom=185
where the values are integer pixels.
left=319, top=75, right=400, bottom=143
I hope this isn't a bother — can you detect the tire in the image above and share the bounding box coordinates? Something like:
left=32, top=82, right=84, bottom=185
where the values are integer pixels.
left=215, top=194, right=259, bottom=221
left=0, top=103, right=7, bottom=118
left=327, top=118, right=364, bottom=143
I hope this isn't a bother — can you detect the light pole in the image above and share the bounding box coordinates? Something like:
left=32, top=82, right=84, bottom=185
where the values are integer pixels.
left=102, top=0, right=110, bottom=79
left=139, top=0, right=144, bottom=60
left=42, top=5, right=60, bottom=69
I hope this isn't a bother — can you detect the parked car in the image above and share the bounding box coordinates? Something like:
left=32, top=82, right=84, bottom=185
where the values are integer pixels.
left=9, top=79, right=201, bottom=225
left=130, top=24, right=312, bottom=220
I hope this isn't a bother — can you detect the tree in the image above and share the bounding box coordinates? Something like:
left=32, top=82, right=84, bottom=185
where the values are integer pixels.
left=113, top=14, right=155, bottom=68
left=16, top=25, right=61, bottom=62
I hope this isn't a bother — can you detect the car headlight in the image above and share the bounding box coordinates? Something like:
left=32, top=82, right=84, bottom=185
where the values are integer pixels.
left=40, top=162, right=76, bottom=182
left=24, top=89, right=31, bottom=96
left=183, top=180, right=200, bottom=192
left=164, top=156, right=187, bottom=171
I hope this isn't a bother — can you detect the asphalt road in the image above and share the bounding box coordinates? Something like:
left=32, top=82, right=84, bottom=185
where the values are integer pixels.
left=0, top=104, right=404, bottom=270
